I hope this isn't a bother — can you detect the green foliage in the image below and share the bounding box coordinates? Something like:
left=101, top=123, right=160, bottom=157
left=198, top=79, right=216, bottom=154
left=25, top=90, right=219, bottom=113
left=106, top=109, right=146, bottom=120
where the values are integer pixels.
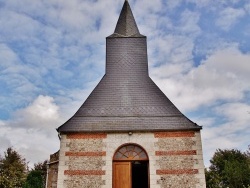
left=206, top=148, right=250, bottom=188
left=246, top=145, right=250, bottom=165
left=23, top=170, right=44, bottom=188
left=0, top=147, right=27, bottom=188
left=34, top=160, right=48, bottom=172
left=205, top=168, right=221, bottom=188
left=23, top=160, right=48, bottom=188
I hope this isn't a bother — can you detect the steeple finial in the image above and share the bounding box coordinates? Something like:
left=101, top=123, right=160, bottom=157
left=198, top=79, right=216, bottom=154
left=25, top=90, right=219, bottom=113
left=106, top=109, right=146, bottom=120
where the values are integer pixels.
left=109, top=0, right=143, bottom=37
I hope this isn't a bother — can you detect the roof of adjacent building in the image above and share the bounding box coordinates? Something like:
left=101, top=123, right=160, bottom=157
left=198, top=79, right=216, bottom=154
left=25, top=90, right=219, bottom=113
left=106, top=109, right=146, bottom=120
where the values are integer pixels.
left=57, top=0, right=201, bottom=133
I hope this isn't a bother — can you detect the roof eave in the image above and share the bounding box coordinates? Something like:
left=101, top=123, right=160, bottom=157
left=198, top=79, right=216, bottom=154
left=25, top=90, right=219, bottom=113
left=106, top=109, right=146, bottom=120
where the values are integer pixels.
left=57, top=125, right=202, bottom=134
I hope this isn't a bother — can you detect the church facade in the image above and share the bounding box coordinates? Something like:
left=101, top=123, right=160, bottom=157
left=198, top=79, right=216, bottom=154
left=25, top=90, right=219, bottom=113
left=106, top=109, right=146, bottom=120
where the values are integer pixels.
left=47, top=1, right=206, bottom=187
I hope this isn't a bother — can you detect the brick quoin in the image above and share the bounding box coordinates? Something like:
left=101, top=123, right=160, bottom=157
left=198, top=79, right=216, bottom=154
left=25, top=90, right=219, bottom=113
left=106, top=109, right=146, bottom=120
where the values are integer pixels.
left=66, top=133, right=107, bottom=139
left=155, top=150, right=197, bottom=156
left=65, top=151, right=106, bottom=157
left=154, top=131, right=195, bottom=138
left=64, top=170, right=105, bottom=176
left=156, top=169, right=199, bottom=175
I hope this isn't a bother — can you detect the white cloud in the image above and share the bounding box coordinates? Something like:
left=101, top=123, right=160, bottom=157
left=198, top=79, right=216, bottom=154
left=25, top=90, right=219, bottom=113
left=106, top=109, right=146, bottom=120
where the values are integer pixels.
left=152, top=45, right=250, bottom=112
left=0, top=44, right=19, bottom=68
left=14, top=95, right=61, bottom=129
left=215, top=103, right=250, bottom=132
left=0, top=121, right=12, bottom=150
left=0, top=0, right=250, bottom=169
left=55, top=86, right=95, bottom=121
left=179, top=10, right=201, bottom=36
left=151, top=43, right=250, bottom=166
left=215, top=7, right=245, bottom=31
left=134, top=0, right=162, bottom=14
left=0, top=0, right=112, bottom=118
left=149, top=34, right=194, bottom=67
left=186, top=0, right=210, bottom=7
left=0, top=95, right=62, bottom=166
left=245, top=2, right=250, bottom=13
left=202, top=102, right=250, bottom=166
left=0, top=126, right=60, bottom=167
left=165, top=0, right=183, bottom=10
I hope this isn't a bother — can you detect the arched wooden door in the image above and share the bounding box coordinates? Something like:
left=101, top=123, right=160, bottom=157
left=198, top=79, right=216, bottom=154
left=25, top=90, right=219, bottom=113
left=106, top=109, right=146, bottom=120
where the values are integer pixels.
left=113, top=144, right=149, bottom=188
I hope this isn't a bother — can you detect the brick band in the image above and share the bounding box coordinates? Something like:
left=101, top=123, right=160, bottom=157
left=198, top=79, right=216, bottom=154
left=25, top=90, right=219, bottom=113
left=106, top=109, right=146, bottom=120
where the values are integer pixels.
left=64, top=170, right=105, bottom=176
left=155, top=150, right=196, bottom=155
left=65, top=151, right=106, bottom=157
left=156, top=169, right=198, bottom=175
left=67, top=133, right=107, bottom=139
left=154, top=132, right=195, bottom=138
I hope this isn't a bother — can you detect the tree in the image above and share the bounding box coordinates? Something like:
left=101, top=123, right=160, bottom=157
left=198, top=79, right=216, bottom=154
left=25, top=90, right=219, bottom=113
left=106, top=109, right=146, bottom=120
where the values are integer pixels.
left=247, top=145, right=250, bottom=156
left=23, top=160, right=48, bottom=188
left=23, top=170, right=44, bottom=188
left=246, top=145, right=250, bottom=164
left=206, top=148, right=250, bottom=188
left=0, top=147, right=27, bottom=188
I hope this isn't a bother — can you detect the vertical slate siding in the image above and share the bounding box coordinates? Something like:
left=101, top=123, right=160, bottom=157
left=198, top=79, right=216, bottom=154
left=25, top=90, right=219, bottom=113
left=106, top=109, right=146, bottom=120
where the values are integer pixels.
left=57, top=37, right=201, bottom=132
left=106, top=37, right=148, bottom=78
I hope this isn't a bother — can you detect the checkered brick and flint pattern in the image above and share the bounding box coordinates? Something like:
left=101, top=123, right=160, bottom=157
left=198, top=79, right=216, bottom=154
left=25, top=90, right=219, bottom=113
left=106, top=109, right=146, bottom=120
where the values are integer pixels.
left=154, top=132, right=206, bottom=187
left=57, top=133, right=107, bottom=187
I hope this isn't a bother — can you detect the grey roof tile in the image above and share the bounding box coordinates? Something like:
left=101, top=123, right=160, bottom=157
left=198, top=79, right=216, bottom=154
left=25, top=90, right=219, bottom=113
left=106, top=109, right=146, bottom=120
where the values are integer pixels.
left=58, top=116, right=200, bottom=132
left=57, top=0, right=201, bottom=133
left=108, top=1, right=144, bottom=38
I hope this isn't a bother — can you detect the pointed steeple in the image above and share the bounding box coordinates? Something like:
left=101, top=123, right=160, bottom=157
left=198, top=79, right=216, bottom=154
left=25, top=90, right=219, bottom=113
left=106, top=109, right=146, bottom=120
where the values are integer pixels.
left=109, top=0, right=144, bottom=37
left=57, top=0, right=201, bottom=133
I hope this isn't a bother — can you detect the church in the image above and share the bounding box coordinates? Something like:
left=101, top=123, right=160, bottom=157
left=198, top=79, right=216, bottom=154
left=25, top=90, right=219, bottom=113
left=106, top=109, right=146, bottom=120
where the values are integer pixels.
left=46, top=0, right=206, bottom=187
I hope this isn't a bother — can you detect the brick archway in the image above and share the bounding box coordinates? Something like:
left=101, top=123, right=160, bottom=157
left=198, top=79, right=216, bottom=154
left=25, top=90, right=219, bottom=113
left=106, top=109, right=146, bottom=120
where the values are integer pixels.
left=113, top=143, right=149, bottom=161
left=113, top=144, right=149, bottom=188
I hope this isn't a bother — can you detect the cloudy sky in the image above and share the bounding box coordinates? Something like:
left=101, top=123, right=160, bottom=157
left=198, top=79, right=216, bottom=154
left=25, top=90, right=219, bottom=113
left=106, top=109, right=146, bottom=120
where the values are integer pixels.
left=0, top=0, right=250, bottom=167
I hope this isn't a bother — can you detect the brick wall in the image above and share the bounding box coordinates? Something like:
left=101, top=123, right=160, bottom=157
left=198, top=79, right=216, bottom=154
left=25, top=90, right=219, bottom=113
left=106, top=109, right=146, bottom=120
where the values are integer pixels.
left=57, top=133, right=107, bottom=187
left=47, top=151, right=59, bottom=188
left=154, top=131, right=206, bottom=188
left=57, top=131, right=205, bottom=188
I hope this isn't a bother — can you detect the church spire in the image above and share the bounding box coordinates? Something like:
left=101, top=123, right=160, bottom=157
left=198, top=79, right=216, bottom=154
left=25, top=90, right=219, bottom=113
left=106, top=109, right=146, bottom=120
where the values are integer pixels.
left=57, top=0, right=201, bottom=133
left=109, top=0, right=143, bottom=37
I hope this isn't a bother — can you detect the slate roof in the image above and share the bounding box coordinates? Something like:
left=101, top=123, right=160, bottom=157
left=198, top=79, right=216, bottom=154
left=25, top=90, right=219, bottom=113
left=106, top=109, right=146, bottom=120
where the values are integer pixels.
left=108, top=0, right=144, bottom=38
left=57, top=0, right=201, bottom=133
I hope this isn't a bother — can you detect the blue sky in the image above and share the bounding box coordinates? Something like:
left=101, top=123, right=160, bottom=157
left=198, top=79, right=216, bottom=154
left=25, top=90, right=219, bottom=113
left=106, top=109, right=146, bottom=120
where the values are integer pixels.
left=0, top=0, right=250, bottom=167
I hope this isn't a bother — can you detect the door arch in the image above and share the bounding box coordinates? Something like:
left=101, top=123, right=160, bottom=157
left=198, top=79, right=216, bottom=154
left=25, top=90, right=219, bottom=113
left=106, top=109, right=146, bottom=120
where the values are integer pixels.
left=113, top=144, right=149, bottom=188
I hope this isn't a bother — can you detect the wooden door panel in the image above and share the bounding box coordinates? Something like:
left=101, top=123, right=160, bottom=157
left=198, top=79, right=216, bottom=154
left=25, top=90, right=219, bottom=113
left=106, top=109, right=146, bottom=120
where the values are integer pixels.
left=113, top=162, right=131, bottom=188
